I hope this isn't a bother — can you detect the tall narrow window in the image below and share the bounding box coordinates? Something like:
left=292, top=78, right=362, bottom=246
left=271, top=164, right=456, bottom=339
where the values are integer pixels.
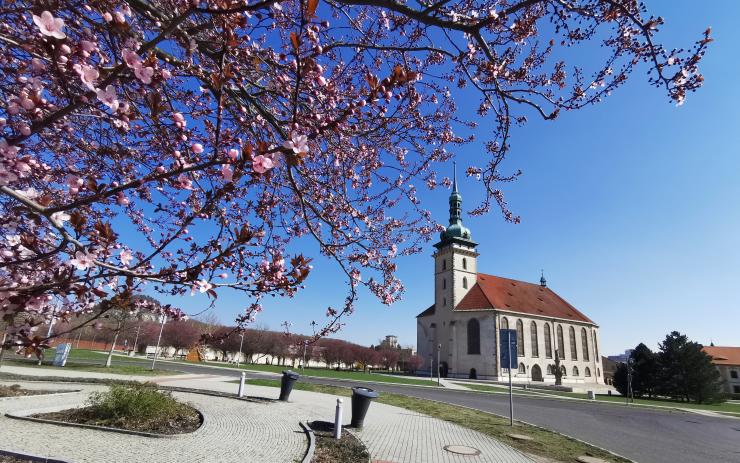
left=593, top=331, right=599, bottom=359
left=516, top=319, right=525, bottom=357
left=443, top=259, right=446, bottom=270
left=572, top=366, right=579, bottom=376
left=443, top=278, right=446, bottom=289
left=581, top=328, right=590, bottom=362
left=530, top=321, right=539, bottom=357
left=544, top=323, right=553, bottom=358
left=443, top=297, right=446, bottom=307
left=463, top=258, right=467, bottom=269
left=463, top=277, right=468, bottom=289
left=501, top=317, right=509, bottom=330
left=467, top=319, right=480, bottom=355
left=556, top=325, right=565, bottom=360
left=518, top=363, right=526, bottom=374
left=569, top=326, right=578, bottom=360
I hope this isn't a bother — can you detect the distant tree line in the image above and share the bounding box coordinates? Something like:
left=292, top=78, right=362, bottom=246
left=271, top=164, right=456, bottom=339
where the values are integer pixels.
left=614, top=331, right=724, bottom=404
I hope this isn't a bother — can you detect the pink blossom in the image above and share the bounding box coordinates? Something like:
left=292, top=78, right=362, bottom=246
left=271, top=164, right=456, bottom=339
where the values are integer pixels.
left=116, top=192, right=129, bottom=206
left=122, top=49, right=141, bottom=68
left=113, top=11, right=126, bottom=24
left=134, top=65, right=154, bottom=84
left=193, top=279, right=213, bottom=293
left=32, top=11, right=66, bottom=40
left=173, top=112, right=186, bottom=128
left=177, top=173, right=193, bottom=190
left=73, top=64, right=99, bottom=91
left=161, top=69, right=172, bottom=79
left=80, top=40, right=96, bottom=52
left=96, top=85, right=119, bottom=110
left=50, top=212, right=70, bottom=227
left=228, top=148, right=239, bottom=161
left=283, top=132, right=309, bottom=155
left=119, top=248, right=133, bottom=266
left=253, top=155, right=274, bottom=174
left=67, top=175, right=83, bottom=194
left=69, top=250, right=96, bottom=270
left=220, top=164, right=233, bottom=182
left=102, top=12, right=113, bottom=22
left=191, top=143, right=204, bottom=154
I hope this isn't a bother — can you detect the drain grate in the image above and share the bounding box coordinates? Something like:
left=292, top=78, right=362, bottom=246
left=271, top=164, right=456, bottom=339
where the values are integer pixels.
left=443, top=445, right=481, bottom=456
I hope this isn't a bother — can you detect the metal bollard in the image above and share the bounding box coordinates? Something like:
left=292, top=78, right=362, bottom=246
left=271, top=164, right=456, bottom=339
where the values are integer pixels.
left=334, top=398, right=343, bottom=439
left=238, top=372, right=246, bottom=398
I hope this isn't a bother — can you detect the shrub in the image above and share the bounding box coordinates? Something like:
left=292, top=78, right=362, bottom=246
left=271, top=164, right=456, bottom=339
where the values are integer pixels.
left=86, top=383, right=192, bottom=424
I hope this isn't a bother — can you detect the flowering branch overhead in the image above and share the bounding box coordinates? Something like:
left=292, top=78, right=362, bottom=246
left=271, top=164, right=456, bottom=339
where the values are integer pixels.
left=0, top=0, right=709, bottom=352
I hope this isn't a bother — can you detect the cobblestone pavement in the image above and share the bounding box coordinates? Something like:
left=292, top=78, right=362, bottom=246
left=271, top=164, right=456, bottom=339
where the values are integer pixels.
left=1, top=373, right=533, bottom=463
left=0, top=381, right=307, bottom=463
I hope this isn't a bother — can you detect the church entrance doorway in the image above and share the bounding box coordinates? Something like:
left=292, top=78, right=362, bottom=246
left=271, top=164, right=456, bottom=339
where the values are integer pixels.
left=439, top=362, right=449, bottom=378
left=531, top=364, right=543, bottom=382
left=469, top=368, right=477, bottom=379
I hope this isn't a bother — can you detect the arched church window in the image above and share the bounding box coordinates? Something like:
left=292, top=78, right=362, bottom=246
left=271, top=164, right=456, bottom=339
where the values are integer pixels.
left=501, top=317, right=509, bottom=330
left=561, top=365, right=567, bottom=376
left=546, top=365, right=553, bottom=375
left=530, top=321, right=539, bottom=357
left=518, top=363, right=526, bottom=374
left=544, top=323, right=553, bottom=358
left=463, top=258, right=467, bottom=269
left=556, top=325, right=565, bottom=360
left=572, top=366, right=579, bottom=376
left=569, top=326, right=578, bottom=360
left=463, top=277, right=468, bottom=289
left=597, top=368, right=601, bottom=377
left=581, top=328, right=590, bottom=362
left=585, top=367, right=592, bottom=377
left=593, top=331, right=599, bottom=359
left=467, top=319, right=480, bottom=355
left=516, top=319, right=525, bottom=357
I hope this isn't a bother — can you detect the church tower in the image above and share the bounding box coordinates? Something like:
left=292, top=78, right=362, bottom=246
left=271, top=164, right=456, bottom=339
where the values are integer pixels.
left=433, top=163, right=478, bottom=312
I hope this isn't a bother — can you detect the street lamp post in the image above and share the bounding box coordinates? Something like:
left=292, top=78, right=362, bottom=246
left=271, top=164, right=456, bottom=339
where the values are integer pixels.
left=302, top=340, right=308, bottom=371
left=132, top=323, right=141, bottom=355
left=236, top=332, right=245, bottom=368
left=436, top=343, right=441, bottom=386
left=150, top=315, right=167, bottom=371
left=429, top=354, right=433, bottom=382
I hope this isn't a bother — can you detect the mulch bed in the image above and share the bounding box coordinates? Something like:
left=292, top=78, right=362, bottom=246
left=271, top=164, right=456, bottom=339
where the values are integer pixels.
left=0, top=384, right=61, bottom=398
left=0, top=456, right=36, bottom=463
left=31, top=405, right=202, bottom=435
left=309, top=421, right=369, bottom=463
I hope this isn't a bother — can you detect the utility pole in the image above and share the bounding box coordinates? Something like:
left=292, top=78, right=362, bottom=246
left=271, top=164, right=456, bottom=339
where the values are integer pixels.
left=237, top=332, right=245, bottom=368
left=507, top=330, right=514, bottom=426
left=429, top=354, right=433, bottom=382
left=302, top=340, right=308, bottom=371
left=436, top=343, right=441, bottom=386
left=150, top=315, right=167, bottom=371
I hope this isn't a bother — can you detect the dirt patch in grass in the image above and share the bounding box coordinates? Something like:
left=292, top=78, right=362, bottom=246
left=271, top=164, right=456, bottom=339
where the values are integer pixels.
left=32, top=383, right=201, bottom=435
left=0, top=384, right=61, bottom=398
left=0, top=455, right=36, bottom=463
left=309, top=421, right=369, bottom=463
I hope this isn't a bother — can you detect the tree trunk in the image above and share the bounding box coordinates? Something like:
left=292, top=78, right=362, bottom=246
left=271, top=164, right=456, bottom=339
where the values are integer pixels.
left=106, top=331, right=120, bottom=367
left=0, top=331, right=7, bottom=369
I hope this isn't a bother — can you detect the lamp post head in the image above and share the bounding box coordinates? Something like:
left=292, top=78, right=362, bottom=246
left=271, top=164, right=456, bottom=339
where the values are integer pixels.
left=437, top=343, right=441, bottom=350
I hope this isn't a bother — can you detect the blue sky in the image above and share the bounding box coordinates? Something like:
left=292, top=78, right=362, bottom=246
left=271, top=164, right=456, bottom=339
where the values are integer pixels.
left=174, top=1, right=739, bottom=355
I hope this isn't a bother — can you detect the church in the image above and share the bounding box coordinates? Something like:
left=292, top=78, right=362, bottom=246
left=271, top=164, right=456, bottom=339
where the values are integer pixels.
left=416, top=169, right=603, bottom=384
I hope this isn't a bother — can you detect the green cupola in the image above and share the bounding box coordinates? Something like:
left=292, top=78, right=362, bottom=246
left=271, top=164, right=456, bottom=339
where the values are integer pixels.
left=436, top=162, right=476, bottom=248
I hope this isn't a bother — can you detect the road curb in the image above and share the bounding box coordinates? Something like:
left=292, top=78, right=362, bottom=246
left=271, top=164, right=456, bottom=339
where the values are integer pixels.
left=299, top=421, right=316, bottom=463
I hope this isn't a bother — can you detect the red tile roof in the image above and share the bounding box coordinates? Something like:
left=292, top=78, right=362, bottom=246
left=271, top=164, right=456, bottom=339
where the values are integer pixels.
left=702, top=346, right=740, bottom=366
left=416, top=304, right=435, bottom=318
left=455, top=273, right=595, bottom=324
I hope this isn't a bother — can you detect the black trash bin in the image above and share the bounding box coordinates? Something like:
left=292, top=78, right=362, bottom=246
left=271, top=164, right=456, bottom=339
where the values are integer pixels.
left=279, top=370, right=300, bottom=401
left=350, top=387, right=379, bottom=428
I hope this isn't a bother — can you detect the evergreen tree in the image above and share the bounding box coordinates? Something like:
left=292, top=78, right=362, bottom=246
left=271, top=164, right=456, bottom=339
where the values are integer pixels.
left=657, top=331, right=724, bottom=403
left=631, top=343, right=659, bottom=398
left=613, top=362, right=629, bottom=397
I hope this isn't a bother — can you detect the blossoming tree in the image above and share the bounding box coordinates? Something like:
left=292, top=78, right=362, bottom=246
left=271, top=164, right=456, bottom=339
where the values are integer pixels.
left=0, top=0, right=710, bottom=354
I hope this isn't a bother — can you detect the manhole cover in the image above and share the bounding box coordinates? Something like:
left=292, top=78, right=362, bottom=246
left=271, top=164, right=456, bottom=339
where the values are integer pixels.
left=444, top=445, right=481, bottom=456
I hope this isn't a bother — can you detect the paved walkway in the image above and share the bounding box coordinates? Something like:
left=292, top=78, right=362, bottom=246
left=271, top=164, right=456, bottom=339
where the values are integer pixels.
left=1, top=368, right=533, bottom=463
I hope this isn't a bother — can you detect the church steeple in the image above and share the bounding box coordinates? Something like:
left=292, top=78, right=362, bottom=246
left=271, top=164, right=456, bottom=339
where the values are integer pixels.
left=437, top=162, right=474, bottom=246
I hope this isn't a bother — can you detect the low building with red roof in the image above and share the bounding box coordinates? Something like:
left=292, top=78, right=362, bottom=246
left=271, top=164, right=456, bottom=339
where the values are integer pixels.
left=702, top=345, right=740, bottom=397
left=416, top=167, right=603, bottom=384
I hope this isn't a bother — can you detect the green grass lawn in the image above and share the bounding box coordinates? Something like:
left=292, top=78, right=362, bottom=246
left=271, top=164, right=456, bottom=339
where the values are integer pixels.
left=193, top=359, right=438, bottom=386
left=245, top=378, right=629, bottom=463
left=456, top=382, right=740, bottom=414
left=2, top=349, right=177, bottom=376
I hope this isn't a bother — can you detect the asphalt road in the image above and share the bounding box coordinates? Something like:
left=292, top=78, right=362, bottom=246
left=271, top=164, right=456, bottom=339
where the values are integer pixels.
left=10, top=356, right=740, bottom=463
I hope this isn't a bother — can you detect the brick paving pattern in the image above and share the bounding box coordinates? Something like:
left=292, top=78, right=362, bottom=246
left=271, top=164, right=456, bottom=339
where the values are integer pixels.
left=1, top=372, right=533, bottom=463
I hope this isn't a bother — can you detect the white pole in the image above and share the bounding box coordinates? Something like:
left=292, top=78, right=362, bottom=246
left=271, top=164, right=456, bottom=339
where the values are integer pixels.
left=238, top=371, right=246, bottom=398
left=508, top=330, right=514, bottom=426
left=334, top=398, right=343, bottom=439
left=133, top=324, right=141, bottom=354
left=237, top=332, right=245, bottom=368
left=151, top=315, right=166, bottom=370
left=429, top=355, right=433, bottom=382
left=436, top=343, right=441, bottom=386
left=302, top=340, right=307, bottom=371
